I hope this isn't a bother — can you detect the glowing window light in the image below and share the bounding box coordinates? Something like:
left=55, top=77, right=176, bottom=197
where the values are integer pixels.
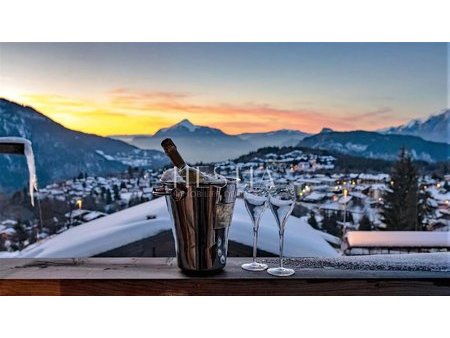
left=76, top=199, right=83, bottom=209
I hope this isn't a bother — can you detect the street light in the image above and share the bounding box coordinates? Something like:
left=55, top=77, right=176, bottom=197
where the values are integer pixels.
left=343, top=188, right=348, bottom=225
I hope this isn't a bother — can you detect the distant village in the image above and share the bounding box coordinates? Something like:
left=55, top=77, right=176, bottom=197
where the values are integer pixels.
left=215, top=150, right=450, bottom=233
left=0, top=167, right=161, bottom=251
left=1, top=148, right=449, bottom=254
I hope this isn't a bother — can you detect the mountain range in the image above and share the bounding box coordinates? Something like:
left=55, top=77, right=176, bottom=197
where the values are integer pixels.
left=0, top=98, right=448, bottom=192
left=111, top=119, right=310, bottom=162
left=379, top=109, right=449, bottom=144
left=0, top=98, right=168, bottom=192
left=298, top=129, right=449, bottom=162
left=111, top=111, right=449, bottom=163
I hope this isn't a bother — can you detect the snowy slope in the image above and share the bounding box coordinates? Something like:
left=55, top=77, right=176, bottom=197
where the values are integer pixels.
left=229, top=200, right=339, bottom=257
left=10, top=197, right=338, bottom=258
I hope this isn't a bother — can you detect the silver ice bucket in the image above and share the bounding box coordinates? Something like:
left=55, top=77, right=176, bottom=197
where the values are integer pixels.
left=154, top=178, right=237, bottom=274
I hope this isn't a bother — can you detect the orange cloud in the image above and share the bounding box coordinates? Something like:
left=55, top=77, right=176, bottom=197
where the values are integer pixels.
left=105, top=88, right=354, bottom=133
left=17, top=88, right=409, bottom=136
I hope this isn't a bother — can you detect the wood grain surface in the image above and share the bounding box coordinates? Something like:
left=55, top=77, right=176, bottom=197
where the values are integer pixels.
left=1, top=258, right=449, bottom=295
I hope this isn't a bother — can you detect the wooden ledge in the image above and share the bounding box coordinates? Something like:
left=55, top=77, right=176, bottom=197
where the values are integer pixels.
left=1, top=257, right=449, bottom=295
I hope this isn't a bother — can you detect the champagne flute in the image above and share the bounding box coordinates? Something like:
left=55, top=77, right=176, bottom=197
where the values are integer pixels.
left=267, top=183, right=295, bottom=277
left=241, top=183, right=269, bottom=271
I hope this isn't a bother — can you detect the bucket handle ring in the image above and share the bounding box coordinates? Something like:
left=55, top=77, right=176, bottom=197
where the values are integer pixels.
left=153, top=185, right=187, bottom=201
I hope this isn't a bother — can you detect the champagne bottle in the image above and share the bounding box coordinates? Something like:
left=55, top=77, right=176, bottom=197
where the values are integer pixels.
left=161, top=138, right=208, bottom=184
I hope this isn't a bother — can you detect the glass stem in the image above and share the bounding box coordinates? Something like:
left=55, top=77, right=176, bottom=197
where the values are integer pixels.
left=279, top=229, right=285, bottom=268
left=252, top=224, right=259, bottom=263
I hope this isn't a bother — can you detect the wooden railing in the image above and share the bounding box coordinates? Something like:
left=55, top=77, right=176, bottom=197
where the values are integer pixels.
left=1, top=257, right=449, bottom=295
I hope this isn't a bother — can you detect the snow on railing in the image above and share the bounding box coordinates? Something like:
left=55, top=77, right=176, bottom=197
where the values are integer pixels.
left=0, top=137, right=38, bottom=206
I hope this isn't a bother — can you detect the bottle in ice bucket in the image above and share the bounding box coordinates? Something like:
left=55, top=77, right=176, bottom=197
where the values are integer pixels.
left=161, top=138, right=212, bottom=185
left=156, top=138, right=238, bottom=275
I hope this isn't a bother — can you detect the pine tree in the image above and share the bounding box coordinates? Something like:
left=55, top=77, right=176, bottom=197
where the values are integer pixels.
left=418, top=189, right=433, bottom=230
left=105, top=189, right=112, bottom=205
left=112, top=184, right=120, bottom=201
left=13, top=220, right=28, bottom=250
left=321, top=212, right=342, bottom=237
left=345, top=211, right=354, bottom=224
left=444, top=181, right=450, bottom=193
left=0, top=237, right=6, bottom=252
left=358, top=214, right=373, bottom=231
left=381, top=148, right=422, bottom=231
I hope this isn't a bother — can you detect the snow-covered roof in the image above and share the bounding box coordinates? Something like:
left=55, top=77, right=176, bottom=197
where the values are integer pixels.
left=82, top=211, right=106, bottom=222
left=310, top=184, right=330, bottom=191
left=338, top=196, right=352, bottom=204
left=315, top=177, right=336, bottom=183
left=0, top=219, right=17, bottom=226
left=17, top=198, right=171, bottom=258
left=350, top=192, right=368, bottom=199
left=303, top=192, right=326, bottom=202
left=358, top=173, right=389, bottom=181
left=427, top=187, right=450, bottom=202
left=0, top=228, right=16, bottom=236
left=345, top=231, right=450, bottom=248
left=371, top=183, right=389, bottom=190
left=64, top=209, right=89, bottom=219
left=296, top=178, right=322, bottom=185
left=319, top=202, right=342, bottom=211
left=12, top=197, right=338, bottom=258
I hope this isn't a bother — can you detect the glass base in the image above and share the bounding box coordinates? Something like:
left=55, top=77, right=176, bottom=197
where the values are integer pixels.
left=241, top=261, right=268, bottom=271
left=267, top=266, right=295, bottom=277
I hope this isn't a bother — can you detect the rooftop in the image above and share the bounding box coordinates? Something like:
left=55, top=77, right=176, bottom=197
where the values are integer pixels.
left=345, top=231, right=450, bottom=248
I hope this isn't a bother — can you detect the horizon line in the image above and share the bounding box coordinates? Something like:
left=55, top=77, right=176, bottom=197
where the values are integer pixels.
left=1, top=96, right=447, bottom=138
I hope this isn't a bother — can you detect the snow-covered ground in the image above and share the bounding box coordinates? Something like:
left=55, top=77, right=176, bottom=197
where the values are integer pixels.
left=282, top=253, right=449, bottom=272
left=2, top=197, right=339, bottom=258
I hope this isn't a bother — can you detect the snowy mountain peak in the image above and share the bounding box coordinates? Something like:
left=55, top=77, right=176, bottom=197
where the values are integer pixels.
left=380, top=109, right=449, bottom=144
left=403, top=118, right=421, bottom=129
left=173, top=119, right=198, bottom=132
left=155, top=119, right=201, bottom=135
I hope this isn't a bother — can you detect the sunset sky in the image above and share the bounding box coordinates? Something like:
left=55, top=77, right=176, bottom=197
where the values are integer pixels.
left=0, top=43, right=448, bottom=136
